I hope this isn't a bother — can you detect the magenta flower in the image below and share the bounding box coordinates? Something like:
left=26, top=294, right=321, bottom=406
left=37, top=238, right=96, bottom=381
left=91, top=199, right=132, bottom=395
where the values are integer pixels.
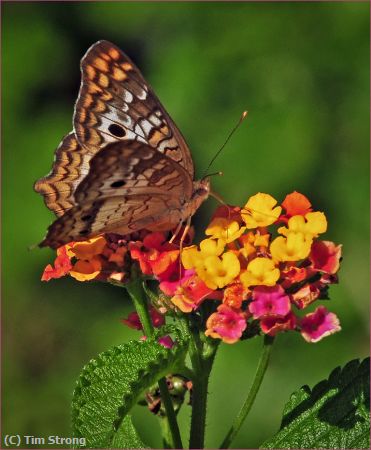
left=158, top=335, right=174, bottom=348
left=140, top=335, right=175, bottom=348
left=121, top=307, right=165, bottom=330
left=249, top=285, right=291, bottom=319
left=300, top=306, right=341, bottom=343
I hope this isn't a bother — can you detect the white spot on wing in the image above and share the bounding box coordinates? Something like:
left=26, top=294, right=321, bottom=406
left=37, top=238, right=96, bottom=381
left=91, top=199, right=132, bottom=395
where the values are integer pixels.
left=137, top=89, right=147, bottom=100
left=124, top=90, right=133, bottom=103
left=149, top=114, right=162, bottom=126
left=140, top=119, right=153, bottom=136
left=134, top=123, right=145, bottom=138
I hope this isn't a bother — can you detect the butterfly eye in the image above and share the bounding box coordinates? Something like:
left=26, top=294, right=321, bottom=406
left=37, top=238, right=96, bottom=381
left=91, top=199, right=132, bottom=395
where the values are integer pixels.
left=108, top=124, right=126, bottom=137
left=193, top=187, right=208, bottom=197
left=110, top=180, right=126, bottom=188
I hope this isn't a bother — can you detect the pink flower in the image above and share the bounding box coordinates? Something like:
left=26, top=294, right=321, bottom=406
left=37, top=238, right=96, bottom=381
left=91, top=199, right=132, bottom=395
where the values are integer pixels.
left=121, top=307, right=165, bottom=330
left=291, top=283, right=323, bottom=309
left=300, top=306, right=341, bottom=343
left=170, top=274, right=217, bottom=313
left=260, top=312, right=297, bottom=336
left=158, top=335, right=174, bottom=348
left=309, top=240, right=342, bottom=275
left=205, top=304, right=247, bottom=344
left=249, top=285, right=291, bottom=319
left=140, top=334, right=174, bottom=349
left=160, top=269, right=195, bottom=296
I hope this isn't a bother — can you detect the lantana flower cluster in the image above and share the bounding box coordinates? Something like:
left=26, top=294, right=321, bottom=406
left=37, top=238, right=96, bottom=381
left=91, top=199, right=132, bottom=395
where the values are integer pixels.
left=42, top=191, right=342, bottom=345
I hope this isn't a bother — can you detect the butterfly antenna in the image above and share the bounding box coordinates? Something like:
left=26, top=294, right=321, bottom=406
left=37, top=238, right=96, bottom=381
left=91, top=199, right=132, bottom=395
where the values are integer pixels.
left=202, top=110, right=248, bottom=178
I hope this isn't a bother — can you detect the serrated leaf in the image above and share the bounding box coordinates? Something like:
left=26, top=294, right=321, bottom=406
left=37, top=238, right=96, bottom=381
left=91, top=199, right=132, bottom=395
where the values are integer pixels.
left=262, top=358, right=370, bottom=449
left=72, top=328, right=188, bottom=448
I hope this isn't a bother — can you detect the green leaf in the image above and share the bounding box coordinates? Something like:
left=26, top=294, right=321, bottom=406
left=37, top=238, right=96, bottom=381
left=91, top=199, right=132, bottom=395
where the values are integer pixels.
left=111, top=415, right=146, bottom=449
left=262, top=358, right=370, bottom=449
left=72, top=328, right=188, bottom=448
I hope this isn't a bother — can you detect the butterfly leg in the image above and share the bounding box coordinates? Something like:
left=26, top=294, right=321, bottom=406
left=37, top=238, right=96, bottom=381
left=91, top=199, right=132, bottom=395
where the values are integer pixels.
left=179, top=216, right=191, bottom=255
left=169, top=220, right=184, bottom=244
left=175, top=216, right=191, bottom=279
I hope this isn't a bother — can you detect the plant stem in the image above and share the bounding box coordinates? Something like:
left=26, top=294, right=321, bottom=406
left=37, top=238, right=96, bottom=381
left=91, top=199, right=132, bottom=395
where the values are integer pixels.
left=188, top=319, right=219, bottom=449
left=219, top=335, right=275, bottom=449
left=126, top=279, right=153, bottom=336
left=158, top=377, right=183, bottom=449
left=189, top=360, right=213, bottom=449
left=159, top=416, right=171, bottom=449
left=125, top=279, right=183, bottom=449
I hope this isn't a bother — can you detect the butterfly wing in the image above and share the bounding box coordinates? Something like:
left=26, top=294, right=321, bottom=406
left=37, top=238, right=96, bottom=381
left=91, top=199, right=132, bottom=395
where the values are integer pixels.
left=34, top=133, right=91, bottom=217
left=73, top=40, right=195, bottom=177
left=39, top=140, right=194, bottom=249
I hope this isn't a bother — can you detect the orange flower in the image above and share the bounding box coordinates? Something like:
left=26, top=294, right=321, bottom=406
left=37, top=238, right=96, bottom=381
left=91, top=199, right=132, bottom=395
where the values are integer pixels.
left=281, top=191, right=312, bottom=218
left=130, top=232, right=179, bottom=277
left=70, top=236, right=107, bottom=260
left=70, top=256, right=102, bottom=282
left=223, top=282, right=250, bottom=308
left=41, top=234, right=132, bottom=283
left=41, top=246, right=73, bottom=281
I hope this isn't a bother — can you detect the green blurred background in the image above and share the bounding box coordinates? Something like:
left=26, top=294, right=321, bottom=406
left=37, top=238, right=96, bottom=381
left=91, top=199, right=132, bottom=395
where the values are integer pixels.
left=2, top=2, right=369, bottom=448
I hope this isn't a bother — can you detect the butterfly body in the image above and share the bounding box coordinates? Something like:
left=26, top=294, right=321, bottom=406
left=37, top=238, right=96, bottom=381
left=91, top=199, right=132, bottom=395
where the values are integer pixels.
left=35, top=41, right=210, bottom=249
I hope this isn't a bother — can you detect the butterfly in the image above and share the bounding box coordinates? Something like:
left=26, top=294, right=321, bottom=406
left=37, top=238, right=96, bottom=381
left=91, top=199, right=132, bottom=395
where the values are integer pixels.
left=34, top=40, right=210, bottom=249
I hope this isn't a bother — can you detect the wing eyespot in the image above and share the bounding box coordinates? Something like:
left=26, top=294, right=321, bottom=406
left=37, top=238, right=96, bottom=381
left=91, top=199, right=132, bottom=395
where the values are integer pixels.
left=108, top=124, right=126, bottom=137
left=110, top=180, right=126, bottom=188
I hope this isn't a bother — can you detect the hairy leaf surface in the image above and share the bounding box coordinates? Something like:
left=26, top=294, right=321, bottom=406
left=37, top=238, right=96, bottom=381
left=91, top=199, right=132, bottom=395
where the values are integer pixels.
left=262, top=358, right=370, bottom=449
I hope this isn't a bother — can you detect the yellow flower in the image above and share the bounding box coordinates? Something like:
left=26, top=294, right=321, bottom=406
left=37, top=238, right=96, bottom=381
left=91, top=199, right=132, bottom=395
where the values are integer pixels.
left=197, top=251, right=240, bottom=289
left=199, top=238, right=225, bottom=256
left=181, top=245, right=201, bottom=269
left=278, top=212, right=327, bottom=240
left=253, top=233, right=270, bottom=247
left=270, top=232, right=312, bottom=262
left=305, top=212, right=327, bottom=236
left=241, top=193, right=282, bottom=228
left=240, top=257, right=280, bottom=288
left=182, top=238, right=225, bottom=270
left=206, top=218, right=245, bottom=243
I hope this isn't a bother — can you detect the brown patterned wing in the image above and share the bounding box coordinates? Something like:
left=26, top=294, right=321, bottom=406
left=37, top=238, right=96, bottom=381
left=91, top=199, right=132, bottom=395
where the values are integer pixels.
left=39, top=140, right=194, bottom=249
left=34, top=133, right=92, bottom=217
left=73, top=40, right=194, bottom=177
